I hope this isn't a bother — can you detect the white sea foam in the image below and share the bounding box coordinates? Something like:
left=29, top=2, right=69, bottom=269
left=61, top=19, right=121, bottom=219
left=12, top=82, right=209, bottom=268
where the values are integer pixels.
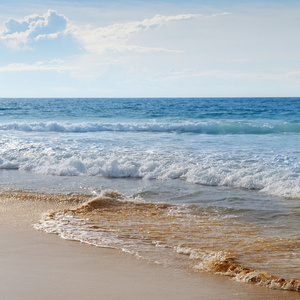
left=0, top=147, right=299, bottom=198
left=0, top=119, right=299, bottom=199
left=0, top=120, right=299, bottom=134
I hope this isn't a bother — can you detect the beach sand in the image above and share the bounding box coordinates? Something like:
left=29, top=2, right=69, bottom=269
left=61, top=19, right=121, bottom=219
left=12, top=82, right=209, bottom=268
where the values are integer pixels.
left=0, top=194, right=298, bottom=300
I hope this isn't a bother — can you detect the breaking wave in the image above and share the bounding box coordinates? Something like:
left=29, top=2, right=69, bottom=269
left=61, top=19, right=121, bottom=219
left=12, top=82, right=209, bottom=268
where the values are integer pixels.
left=0, top=120, right=300, bottom=134
left=0, top=150, right=299, bottom=199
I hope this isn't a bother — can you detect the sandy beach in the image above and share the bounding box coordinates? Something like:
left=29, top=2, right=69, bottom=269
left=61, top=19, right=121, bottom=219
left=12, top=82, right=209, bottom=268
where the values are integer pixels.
left=1, top=0, right=300, bottom=297
left=0, top=194, right=298, bottom=300
left=2, top=226, right=299, bottom=300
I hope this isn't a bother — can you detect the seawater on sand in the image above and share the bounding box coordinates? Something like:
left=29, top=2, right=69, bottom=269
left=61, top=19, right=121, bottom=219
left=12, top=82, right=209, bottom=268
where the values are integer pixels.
left=28, top=189, right=299, bottom=293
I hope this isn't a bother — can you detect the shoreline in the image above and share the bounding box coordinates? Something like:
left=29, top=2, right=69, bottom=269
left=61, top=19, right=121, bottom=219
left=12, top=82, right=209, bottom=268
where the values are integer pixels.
left=1, top=225, right=298, bottom=300
left=0, top=192, right=298, bottom=299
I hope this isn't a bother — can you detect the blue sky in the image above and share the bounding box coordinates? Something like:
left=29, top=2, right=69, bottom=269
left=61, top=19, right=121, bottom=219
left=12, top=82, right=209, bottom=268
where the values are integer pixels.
left=0, top=0, right=300, bottom=97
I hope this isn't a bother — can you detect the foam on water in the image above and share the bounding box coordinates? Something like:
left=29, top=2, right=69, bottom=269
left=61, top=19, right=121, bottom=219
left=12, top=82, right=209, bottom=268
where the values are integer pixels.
left=0, top=134, right=299, bottom=198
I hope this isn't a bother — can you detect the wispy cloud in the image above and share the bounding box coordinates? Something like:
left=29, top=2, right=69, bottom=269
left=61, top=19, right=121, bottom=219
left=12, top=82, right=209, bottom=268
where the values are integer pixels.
left=70, top=13, right=203, bottom=54
left=0, top=59, right=77, bottom=72
left=162, top=68, right=300, bottom=83
left=228, top=58, right=251, bottom=63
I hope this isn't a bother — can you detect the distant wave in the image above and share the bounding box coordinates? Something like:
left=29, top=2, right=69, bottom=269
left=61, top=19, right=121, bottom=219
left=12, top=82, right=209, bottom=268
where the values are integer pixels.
left=0, top=121, right=299, bottom=134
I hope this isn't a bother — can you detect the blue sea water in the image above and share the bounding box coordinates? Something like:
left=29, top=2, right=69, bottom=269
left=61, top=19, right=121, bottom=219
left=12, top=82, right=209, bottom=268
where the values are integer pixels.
left=0, top=98, right=299, bottom=289
left=0, top=98, right=299, bottom=197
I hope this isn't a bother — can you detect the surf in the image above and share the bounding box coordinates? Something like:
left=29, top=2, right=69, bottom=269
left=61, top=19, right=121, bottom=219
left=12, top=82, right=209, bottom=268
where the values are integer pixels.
left=0, top=120, right=299, bottom=134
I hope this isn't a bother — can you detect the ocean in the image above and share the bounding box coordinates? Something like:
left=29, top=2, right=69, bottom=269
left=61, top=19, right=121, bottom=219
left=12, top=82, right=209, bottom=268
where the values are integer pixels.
left=0, top=98, right=299, bottom=292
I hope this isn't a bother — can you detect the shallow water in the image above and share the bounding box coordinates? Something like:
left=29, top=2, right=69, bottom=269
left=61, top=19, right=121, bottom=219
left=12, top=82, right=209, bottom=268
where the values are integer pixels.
left=7, top=188, right=296, bottom=292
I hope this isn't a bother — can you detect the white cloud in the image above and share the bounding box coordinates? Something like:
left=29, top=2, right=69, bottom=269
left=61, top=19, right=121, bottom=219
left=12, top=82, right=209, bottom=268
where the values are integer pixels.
left=0, top=9, right=67, bottom=50
left=0, top=59, right=77, bottom=72
left=162, top=67, right=300, bottom=83
left=0, top=10, right=219, bottom=54
left=0, top=10, right=230, bottom=81
left=70, top=13, right=204, bottom=54
left=65, top=12, right=229, bottom=79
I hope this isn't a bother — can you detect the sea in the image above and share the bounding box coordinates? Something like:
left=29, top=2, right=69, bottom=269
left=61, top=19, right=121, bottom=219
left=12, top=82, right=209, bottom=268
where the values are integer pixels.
left=0, top=98, right=299, bottom=292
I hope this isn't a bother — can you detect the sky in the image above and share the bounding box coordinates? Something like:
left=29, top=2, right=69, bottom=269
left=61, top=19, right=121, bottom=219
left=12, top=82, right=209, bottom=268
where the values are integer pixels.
left=0, top=0, right=300, bottom=97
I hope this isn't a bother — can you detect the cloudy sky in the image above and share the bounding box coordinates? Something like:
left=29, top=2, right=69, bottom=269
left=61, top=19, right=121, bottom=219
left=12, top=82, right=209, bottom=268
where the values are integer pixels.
left=0, top=0, right=300, bottom=97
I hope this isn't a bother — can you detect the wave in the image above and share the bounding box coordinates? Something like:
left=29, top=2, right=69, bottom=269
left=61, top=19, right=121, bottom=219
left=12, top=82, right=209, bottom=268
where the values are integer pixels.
left=1, top=151, right=299, bottom=199
left=0, top=120, right=300, bottom=134
left=34, top=190, right=300, bottom=292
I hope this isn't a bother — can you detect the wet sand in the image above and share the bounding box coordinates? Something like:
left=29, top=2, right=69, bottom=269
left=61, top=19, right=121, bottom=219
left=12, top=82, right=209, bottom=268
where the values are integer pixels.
left=0, top=193, right=298, bottom=299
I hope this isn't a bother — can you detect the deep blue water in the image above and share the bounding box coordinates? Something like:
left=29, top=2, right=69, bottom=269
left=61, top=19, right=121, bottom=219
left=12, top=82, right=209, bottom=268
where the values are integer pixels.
left=0, top=97, right=299, bottom=122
